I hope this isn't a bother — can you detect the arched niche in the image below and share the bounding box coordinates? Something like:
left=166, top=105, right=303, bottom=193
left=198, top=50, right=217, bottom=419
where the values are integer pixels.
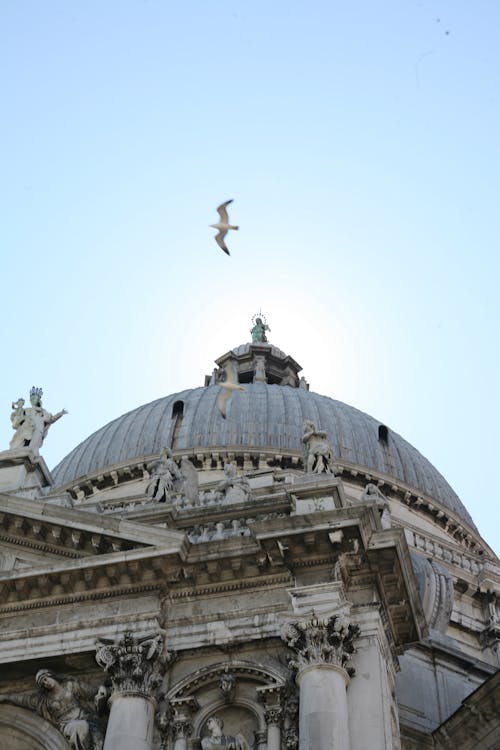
left=196, top=697, right=260, bottom=746
left=0, top=704, right=70, bottom=749
left=169, top=659, right=287, bottom=701
left=167, top=659, right=292, bottom=748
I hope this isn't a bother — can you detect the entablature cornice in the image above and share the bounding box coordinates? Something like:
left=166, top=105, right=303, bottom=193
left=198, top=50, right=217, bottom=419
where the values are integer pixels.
left=252, top=506, right=427, bottom=648
left=45, top=450, right=491, bottom=558
left=0, top=542, right=188, bottom=614
left=432, top=670, right=500, bottom=749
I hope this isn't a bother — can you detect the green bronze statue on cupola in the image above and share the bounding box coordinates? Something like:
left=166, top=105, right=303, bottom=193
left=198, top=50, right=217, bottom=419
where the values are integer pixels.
left=250, top=312, right=271, bottom=343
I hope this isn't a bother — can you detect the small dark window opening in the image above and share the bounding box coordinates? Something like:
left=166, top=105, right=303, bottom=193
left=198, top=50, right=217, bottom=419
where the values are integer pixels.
left=172, top=400, right=184, bottom=418
left=170, top=400, right=185, bottom=449
left=238, top=371, right=254, bottom=384
left=378, top=425, right=389, bottom=443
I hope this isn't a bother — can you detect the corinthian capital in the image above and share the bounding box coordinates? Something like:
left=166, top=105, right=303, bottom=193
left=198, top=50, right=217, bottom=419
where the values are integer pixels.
left=95, top=630, right=175, bottom=699
left=281, top=613, right=359, bottom=675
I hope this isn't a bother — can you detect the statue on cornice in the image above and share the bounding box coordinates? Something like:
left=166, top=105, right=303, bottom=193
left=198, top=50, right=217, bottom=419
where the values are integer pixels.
left=250, top=314, right=270, bottom=343
left=301, top=420, right=337, bottom=474
left=253, top=355, right=267, bottom=383
left=201, top=716, right=250, bottom=750
left=146, top=448, right=182, bottom=502
left=217, top=461, right=252, bottom=503
left=0, top=669, right=107, bottom=750
left=9, top=387, right=67, bottom=453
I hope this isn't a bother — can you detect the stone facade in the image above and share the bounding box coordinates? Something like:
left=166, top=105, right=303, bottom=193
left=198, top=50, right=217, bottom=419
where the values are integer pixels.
left=0, top=335, right=498, bottom=749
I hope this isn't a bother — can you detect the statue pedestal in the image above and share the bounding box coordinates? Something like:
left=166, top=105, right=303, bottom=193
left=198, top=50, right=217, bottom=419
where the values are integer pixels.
left=0, top=449, right=53, bottom=494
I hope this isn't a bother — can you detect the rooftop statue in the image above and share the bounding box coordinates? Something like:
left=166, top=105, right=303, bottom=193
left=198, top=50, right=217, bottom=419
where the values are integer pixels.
left=9, top=387, right=67, bottom=454
left=146, top=448, right=182, bottom=502
left=301, top=420, right=337, bottom=474
left=217, top=461, right=252, bottom=502
left=250, top=314, right=270, bottom=343
left=0, top=669, right=107, bottom=750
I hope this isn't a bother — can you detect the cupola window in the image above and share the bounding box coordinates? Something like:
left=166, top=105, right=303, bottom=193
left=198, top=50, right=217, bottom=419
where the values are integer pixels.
left=171, top=400, right=185, bottom=447
left=172, top=400, right=184, bottom=418
left=378, top=425, right=389, bottom=443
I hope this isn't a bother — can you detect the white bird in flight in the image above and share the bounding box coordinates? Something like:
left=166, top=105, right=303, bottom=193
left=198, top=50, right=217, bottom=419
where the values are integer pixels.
left=211, top=199, right=239, bottom=255
left=217, top=361, right=245, bottom=418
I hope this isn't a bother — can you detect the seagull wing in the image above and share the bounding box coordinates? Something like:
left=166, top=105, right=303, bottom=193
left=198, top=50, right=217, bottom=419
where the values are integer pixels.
left=215, top=230, right=230, bottom=255
left=223, top=361, right=239, bottom=385
left=217, top=199, right=233, bottom=223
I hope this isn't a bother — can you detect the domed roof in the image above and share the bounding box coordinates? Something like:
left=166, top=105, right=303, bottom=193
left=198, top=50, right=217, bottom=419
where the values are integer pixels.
left=51, top=382, right=475, bottom=529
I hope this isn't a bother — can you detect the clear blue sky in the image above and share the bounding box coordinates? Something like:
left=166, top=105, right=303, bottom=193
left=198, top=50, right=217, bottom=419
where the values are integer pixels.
left=1, top=1, right=499, bottom=554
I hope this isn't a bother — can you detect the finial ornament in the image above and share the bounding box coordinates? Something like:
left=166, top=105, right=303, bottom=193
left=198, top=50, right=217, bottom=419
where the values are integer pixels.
left=250, top=311, right=271, bottom=343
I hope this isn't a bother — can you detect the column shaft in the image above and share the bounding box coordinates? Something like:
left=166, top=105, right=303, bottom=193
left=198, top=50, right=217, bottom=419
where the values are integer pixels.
left=266, top=723, right=281, bottom=750
left=103, top=693, right=156, bottom=750
left=297, top=664, right=350, bottom=750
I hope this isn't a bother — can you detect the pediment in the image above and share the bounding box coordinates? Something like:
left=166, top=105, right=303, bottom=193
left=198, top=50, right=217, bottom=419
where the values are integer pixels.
left=0, top=493, right=186, bottom=561
left=0, top=493, right=189, bottom=615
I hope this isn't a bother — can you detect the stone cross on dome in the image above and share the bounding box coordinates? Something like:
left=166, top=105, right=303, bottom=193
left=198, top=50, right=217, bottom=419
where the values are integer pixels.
left=250, top=312, right=271, bottom=343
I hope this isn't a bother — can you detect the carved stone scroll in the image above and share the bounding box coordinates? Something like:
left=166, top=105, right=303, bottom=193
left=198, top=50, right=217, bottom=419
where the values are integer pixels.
left=281, top=613, right=359, bottom=675
left=96, top=631, right=175, bottom=750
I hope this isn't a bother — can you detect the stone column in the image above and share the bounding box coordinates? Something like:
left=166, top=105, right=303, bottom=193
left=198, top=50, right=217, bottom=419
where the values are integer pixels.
left=264, top=706, right=282, bottom=750
left=168, top=696, right=198, bottom=750
left=172, top=720, right=191, bottom=750
left=282, top=613, right=359, bottom=750
left=96, top=630, right=174, bottom=750
left=257, top=684, right=284, bottom=750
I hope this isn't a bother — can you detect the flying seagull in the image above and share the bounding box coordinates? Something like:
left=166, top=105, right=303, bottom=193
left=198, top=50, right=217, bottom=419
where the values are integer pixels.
left=211, top=200, right=239, bottom=255
left=217, top=361, right=245, bottom=418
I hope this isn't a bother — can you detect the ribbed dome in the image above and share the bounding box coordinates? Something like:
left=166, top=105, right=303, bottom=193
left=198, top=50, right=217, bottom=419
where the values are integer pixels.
left=51, top=383, right=474, bottom=528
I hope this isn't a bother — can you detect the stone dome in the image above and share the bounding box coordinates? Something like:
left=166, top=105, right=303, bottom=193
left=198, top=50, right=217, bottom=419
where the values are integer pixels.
left=51, top=382, right=475, bottom=529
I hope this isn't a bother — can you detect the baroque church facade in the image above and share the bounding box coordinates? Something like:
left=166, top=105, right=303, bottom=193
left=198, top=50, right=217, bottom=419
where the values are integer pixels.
left=0, top=319, right=498, bottom=750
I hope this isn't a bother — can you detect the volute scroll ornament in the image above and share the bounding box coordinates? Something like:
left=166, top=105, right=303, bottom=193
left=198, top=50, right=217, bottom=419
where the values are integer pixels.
left=281, top=613, right=360, bottom=676
left=95, top=630, right=175, bottom=701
